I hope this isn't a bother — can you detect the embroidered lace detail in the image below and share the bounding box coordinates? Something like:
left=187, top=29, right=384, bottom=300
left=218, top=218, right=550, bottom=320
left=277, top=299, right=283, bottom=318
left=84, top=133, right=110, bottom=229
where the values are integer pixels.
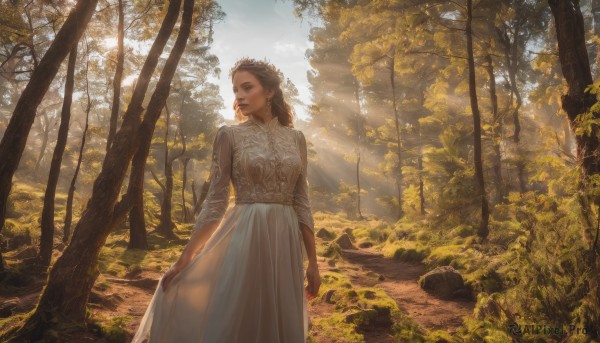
left=193, top=117, right=314, bottom=233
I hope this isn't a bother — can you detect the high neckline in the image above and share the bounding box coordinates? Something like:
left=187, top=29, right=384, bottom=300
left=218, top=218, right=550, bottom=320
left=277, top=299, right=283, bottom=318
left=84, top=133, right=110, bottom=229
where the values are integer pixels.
left=249, top=115, right=279, bottom=130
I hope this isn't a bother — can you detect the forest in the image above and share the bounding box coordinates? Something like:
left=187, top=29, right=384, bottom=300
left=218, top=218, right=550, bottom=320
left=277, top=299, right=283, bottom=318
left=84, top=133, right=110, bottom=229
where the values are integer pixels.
left=0, top=0, right=599, bottom=342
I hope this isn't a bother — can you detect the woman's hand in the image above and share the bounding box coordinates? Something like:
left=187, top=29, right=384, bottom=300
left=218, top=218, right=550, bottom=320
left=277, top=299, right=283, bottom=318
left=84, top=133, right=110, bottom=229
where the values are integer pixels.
left=305, top=262, right=321, bottom=300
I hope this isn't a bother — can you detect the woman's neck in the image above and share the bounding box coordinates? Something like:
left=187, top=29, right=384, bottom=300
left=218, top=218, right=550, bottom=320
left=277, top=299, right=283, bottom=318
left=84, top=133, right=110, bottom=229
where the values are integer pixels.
left=251, top=107, right=274, bottom=124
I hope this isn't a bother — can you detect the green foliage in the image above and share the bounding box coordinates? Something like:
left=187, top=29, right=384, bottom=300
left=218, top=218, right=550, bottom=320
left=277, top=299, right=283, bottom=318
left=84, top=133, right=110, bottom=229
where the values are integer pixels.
left=393, top=245, right=429, bottom=263
left=333, top=181, right=361, bottom=220
left=99, top=316, right=131, bottom=343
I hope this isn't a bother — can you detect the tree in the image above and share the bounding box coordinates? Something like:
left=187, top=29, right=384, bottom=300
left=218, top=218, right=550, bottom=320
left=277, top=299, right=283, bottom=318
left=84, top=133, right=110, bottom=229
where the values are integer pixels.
left=63, top=43, right=93, bottom=245
left=4, top=0, right=196, bottom=339
left=0, top=0, right=99, bottom=271
left=466, top=0, right=489, bottom=238
left=38, top=44, right=78, bottom=267
left=105, top=0, right=125, bottom=153
left=548, top=0, right=600, bottom=180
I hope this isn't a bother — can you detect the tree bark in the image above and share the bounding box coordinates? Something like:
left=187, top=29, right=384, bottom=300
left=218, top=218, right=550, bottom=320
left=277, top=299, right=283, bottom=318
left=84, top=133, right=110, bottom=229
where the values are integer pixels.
left=39, top=44, right=78, bottom=268
left=549, top=2, right=600, bottom=337
left=64, top=46, right=92, bottom=245
left=106, top=0, right=125, bottom=153
left=484, top=53, right=505, bottom=204
left=353, top=78, right=364, bottom=220
left=390, top=54, right=404, bottom=219
left=33, top=112, right=52, bottom=175
left=497, top=22, right=527, bottom=193
left=549, top=0, right=600, bottom=179
left=156, top=106, right=186, bottom=239
left=418, top=89, right=426, bottom=215
left=5, top=0, right=192, bottom=339
left=178, top=93, right=191, bottom=223
left=467, top=0, right=489, bottom=238
left=0, top=0, right=99, bottom=272
left=182, top=157, right=191, bottom=222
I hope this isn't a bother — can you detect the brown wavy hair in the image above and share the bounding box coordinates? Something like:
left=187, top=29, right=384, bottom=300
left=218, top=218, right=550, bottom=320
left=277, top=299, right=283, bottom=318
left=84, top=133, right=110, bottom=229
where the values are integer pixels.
left=230, top=58, right=294, bottom=128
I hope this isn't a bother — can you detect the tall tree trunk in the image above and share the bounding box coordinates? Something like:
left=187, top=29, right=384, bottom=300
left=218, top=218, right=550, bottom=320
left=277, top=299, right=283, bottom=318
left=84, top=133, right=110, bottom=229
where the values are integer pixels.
left=127, top=87, right=186, bottom=248
left=127, top=184, right=148, bottom=249
left=0, top=0, right=99, bottom=272
left=156, top=106, right=185, bottom=239
left=508, top=34, right=527, bottom=194
left=467, top=0, right=490, bottom=239
left=177, top=93, right=191, bottom=223
left=353, top=78, right=364, bottom=220
left=182, top=157, right=191, bottom=222
left=549, top=0, right=600, bottom=180
left=549, top=2, right=600, bottom=337
left=106, top=0, right=125, bottom=153
left=418, top=90, right=426, bottom=215
left=39, top=45, right=78, bottom=268
left=390, top=54, right=404, bottom=219
left=548, top=0, right=600, bottom=340
left=33, top=112, right=52, bottom=175
left=484, top=53, right=504, bottom=204
left=63, top=57, right=91, bottom=245
left=5, top=0, right=192, bottom=339
left=498, top=23, right=527, bottom=193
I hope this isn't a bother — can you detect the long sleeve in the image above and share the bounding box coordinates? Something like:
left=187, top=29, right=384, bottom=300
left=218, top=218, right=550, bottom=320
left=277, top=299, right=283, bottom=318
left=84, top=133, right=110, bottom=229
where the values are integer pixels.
left=193, top=125, right=232, bottom=231
left=293, top=130, right=314, bottom=233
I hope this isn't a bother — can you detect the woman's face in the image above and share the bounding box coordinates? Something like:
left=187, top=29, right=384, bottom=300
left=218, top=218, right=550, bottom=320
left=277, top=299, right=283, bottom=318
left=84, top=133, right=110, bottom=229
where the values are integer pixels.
left=232, top=70, right=274, bottom=117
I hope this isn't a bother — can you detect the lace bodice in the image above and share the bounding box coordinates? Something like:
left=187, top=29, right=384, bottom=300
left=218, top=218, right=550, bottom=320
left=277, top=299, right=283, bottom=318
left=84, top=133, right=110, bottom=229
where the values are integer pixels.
left=193, top=116, right=314, bottom=233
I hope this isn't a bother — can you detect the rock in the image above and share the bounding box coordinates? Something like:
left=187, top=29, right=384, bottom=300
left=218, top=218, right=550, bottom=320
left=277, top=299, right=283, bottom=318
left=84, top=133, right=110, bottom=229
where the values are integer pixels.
left=358, top=241, right=373, bottom=248
left=345, top=305, right=392, bottom=330
left=0, top=298, right=19, bottom=318
left=324, top=289, right=336, bottom=304
left=476, top=297, right=501, bottom=320
left=363, top=290, right=376, bottom=299
left=89, top=291, right=120, bottom=311
left=316, top=228, right=336, bottom=241
left=419, top=266, right=467, bottom=300
left=343, top=228, right=355, bottom=241
left=378, top=274, right=385, bottom=281
left=335, top=234, right=356, bottom=250
left=324, top=242, right=342, bottom=258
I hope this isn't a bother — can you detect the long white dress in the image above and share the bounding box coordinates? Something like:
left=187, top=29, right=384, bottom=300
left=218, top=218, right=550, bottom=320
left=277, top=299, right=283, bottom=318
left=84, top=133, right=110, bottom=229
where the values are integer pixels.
left=131, top=116, right=314, bottom=343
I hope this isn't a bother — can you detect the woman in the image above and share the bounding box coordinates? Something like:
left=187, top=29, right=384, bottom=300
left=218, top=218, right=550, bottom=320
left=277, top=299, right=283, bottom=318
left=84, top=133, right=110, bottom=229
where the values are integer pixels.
left=132, top=58, right=321, bottom=343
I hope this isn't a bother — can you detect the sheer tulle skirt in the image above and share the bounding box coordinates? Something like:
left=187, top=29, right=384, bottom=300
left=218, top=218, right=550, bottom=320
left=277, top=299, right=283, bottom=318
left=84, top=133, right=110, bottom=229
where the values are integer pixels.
left=131, top=203, right=308, bottom=343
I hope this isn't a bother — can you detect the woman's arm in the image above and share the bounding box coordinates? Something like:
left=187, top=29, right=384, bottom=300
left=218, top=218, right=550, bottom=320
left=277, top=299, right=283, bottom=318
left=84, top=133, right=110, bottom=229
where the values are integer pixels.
left=299, top=223, right=317, bottom=265
left=163, top=126, right=232, bottom=292
left=293, top=130, right=320, bottom=299
left=300, top=222, right=321, bottom=299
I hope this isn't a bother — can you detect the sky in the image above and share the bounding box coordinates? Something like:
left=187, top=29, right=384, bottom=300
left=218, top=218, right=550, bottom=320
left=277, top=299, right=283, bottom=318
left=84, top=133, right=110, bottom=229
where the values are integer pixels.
left=209, top=0, right=314, bottom=121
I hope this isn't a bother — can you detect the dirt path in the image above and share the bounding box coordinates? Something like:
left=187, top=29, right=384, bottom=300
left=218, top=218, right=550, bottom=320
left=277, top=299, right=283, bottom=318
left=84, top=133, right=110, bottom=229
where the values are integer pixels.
left=1, top=247, right=473, bottom=342
left=305, top=247, right=474, bottom=342
left=339, top=248, right=474, bottom=334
